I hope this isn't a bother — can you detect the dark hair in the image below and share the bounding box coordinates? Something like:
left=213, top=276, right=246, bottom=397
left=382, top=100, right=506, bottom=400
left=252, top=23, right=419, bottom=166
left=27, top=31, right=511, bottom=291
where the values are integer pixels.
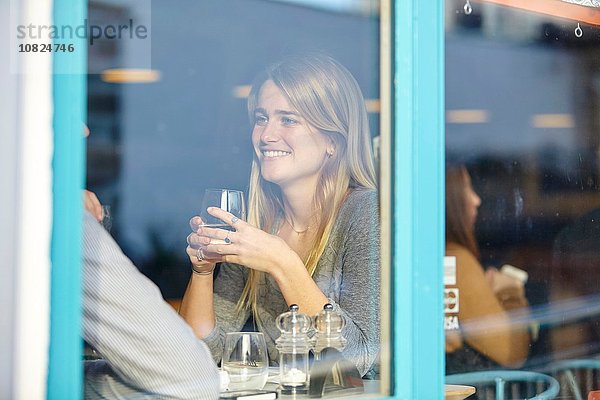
left=446, top=165, right=479, bottom=258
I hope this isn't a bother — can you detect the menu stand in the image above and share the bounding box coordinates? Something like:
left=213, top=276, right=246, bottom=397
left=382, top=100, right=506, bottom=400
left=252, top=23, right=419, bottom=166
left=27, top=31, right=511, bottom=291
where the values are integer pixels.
left=308, top=348, right=364, bottom=398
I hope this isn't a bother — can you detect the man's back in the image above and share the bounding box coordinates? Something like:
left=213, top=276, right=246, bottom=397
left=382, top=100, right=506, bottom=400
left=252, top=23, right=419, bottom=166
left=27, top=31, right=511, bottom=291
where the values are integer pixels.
left=82, top=211, right=219, bottom=399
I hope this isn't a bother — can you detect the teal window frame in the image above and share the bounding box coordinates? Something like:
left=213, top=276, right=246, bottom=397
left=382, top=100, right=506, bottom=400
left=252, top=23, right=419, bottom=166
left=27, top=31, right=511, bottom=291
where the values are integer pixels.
left=393, top=0, right=445, bottom=398
left=48, top=0, right=87, bottom=398
left=48, top=0, right=444, bottom=398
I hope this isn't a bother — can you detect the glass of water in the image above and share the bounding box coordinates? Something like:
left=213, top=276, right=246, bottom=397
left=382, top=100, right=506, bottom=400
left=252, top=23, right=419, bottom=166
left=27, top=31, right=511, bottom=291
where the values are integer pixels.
left=200, top=189, right=246, bottom=244
left=222, top=332, right=268, bottom=391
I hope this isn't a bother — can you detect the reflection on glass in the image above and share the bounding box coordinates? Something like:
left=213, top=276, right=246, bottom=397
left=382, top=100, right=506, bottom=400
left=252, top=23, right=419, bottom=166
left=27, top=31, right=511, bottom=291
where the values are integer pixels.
left=86, top=0, right=386, bottom=397
left=446, top=0, right=600, bottom=397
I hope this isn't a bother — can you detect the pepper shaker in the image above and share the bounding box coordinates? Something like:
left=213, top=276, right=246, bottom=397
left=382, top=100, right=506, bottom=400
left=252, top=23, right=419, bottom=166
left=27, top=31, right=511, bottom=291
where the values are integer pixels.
left=275, top=304, right=312, bottom=395
left=312, top=303, right=346, bottom=359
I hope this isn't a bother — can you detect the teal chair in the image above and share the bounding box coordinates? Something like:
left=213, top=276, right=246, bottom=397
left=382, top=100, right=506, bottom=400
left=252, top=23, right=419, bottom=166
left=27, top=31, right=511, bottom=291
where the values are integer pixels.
left=538, top=359, right=600, bottom=400
left=446, top=370, right=560, bottom=400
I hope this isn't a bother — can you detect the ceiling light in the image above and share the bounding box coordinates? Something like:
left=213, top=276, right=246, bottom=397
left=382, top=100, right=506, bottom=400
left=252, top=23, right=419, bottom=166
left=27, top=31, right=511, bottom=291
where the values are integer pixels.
left=531, top=113, right=575, bottom=128
left=446, top=109, right=489, bottom=124
left=101, top=69, right=161, bottom=83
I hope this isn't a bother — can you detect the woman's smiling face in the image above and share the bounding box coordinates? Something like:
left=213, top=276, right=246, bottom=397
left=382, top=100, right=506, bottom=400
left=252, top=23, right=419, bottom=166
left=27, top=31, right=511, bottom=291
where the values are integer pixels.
left=252, top=80, right=331, bottom=190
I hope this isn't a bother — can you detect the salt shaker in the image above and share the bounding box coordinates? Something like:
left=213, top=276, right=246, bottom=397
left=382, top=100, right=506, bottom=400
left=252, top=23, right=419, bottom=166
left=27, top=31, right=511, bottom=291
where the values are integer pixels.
left=275, top=304, right=312, bottom=395
left=312, top=303, right=346, bottom=359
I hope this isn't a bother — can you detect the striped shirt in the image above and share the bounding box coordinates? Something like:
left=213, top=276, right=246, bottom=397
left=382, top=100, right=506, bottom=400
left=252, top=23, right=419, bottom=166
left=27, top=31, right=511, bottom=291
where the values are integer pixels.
left=82, top=211, right=220, bottom=399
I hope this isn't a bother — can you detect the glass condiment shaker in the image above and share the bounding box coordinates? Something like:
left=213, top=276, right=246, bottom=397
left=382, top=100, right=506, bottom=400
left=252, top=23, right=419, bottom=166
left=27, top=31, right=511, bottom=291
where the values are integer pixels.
left=312, top=303, right=346, bottom=359
left=275, top=304, right=312, bottom=395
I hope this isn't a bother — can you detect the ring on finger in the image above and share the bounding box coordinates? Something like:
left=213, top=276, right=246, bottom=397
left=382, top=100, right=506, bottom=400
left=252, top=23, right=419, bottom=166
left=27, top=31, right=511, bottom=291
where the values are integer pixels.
left=196, top=248, right=204, bottom=262
left=224, top=233, right=231, bottom=244
left=231, top=216, right=239, bottom=225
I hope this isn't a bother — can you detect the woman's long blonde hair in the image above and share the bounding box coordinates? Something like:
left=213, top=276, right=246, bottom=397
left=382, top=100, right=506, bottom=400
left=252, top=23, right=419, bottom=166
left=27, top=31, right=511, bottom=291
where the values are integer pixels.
left=236, top=54, right=377, bottom=319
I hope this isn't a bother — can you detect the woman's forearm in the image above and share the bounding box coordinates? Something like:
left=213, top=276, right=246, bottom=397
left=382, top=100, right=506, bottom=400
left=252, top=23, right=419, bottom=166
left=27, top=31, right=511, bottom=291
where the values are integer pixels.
left=179, top=273, right=216, bottom=339
left=449, top=244, right=532, bottom=367
left=271, top=257, right=328, bottom=316
left=482, top=324, right=530, bottom=367
left=464, top=310, right=531, bottom=367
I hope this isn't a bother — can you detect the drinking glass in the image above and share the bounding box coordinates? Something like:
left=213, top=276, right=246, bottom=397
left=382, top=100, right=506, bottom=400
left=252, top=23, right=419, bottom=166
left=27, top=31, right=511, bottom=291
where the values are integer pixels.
left=200, top=189, right=246, bottom=244
left=222, top=332, right=269, bottom=391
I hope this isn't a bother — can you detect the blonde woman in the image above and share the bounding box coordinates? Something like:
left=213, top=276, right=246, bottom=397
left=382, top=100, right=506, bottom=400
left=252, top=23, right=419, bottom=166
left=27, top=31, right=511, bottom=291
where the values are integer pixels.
left=180, top=54, right=380, bottom=377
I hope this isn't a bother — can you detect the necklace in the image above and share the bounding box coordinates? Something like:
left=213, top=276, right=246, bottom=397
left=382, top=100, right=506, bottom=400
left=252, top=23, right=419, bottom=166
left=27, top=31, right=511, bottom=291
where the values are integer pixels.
left=283, top=215, right=310, bottom=235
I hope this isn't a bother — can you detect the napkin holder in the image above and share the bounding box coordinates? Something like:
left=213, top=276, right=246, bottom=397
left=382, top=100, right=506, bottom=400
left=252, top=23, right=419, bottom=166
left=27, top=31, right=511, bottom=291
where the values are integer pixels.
left=308, top=347, right=364, bottom=398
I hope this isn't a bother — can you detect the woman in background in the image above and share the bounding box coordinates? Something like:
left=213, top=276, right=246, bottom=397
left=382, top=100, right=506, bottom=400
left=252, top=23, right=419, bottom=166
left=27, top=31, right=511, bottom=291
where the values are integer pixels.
left=180, top=54, right=380, bottom=377
left=445, top=164, right=531, bottom=374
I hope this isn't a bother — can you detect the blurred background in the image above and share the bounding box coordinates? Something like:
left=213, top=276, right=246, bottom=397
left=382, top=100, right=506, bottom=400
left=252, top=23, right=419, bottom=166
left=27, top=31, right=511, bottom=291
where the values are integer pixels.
left=446, top=0, right=600, bottom=366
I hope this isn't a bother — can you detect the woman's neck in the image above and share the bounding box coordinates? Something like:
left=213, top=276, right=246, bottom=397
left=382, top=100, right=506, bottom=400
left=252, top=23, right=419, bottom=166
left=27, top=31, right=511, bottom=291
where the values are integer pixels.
left=280, top=185, right=317, bottom=232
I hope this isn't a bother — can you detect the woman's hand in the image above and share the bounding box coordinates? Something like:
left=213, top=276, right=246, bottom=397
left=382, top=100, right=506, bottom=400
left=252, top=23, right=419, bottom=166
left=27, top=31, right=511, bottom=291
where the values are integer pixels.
left=485, top=267, right=524, bottom=295
left=185, top=216, right=218, bottom=274
left=187, top=207, right=301, bottom=276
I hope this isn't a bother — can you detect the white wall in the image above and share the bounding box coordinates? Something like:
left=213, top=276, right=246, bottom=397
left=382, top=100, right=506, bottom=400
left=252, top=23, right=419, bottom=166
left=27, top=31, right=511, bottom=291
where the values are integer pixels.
left=3, top=0, right=54, bottom=399
left=0, top=0, right=18, bottom=397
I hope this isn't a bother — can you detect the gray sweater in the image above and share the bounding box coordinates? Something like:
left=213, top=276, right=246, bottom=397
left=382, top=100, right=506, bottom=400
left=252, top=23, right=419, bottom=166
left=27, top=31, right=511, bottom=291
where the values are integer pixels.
left=204, top=189, right=380, bottom=376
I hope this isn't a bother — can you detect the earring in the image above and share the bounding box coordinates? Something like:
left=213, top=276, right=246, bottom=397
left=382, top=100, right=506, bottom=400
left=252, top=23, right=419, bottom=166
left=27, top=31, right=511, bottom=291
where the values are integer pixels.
left=327, top=150, right=334, bottom=158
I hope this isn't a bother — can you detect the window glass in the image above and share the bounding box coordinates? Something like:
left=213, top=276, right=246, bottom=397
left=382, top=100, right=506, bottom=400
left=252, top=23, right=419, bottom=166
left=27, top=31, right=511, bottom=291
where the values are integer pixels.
left=86, top=0, right=388, bottom=396
left=445, top=0, right=600, bottom=397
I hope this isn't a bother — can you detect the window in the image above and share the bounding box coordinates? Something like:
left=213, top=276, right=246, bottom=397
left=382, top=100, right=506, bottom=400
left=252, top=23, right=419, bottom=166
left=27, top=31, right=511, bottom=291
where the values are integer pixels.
left=445, top=0, right=600, bottom=397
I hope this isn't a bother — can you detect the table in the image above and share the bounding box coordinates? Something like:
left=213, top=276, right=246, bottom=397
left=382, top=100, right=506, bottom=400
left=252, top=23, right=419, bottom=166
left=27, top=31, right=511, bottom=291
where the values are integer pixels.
left=261, top=380, right=476, bottom=399
left=445, top=384, right=476, bottom=400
